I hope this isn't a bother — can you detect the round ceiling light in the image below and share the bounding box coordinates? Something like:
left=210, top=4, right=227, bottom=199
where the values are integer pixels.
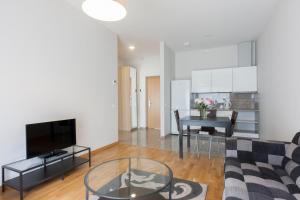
left=184, top=42, right=190, bottom=47
left=128, top=45, right=135, bottom=50
left=82, top=0, right=127, bottom=22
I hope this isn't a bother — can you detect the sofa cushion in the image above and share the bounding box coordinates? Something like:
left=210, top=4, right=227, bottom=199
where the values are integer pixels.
left=292, top=132, right=300, bottom=145
left=286, top=143, right=300, bottom=164
left=225, top=157, right=300, bottom=200
left=283, top=157, right=300, bottom=190
left=226, top=138, right=286, bottom=166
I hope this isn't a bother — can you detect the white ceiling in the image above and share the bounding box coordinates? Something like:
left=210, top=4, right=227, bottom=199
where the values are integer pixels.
left=66, top=0, right=280, bottom=64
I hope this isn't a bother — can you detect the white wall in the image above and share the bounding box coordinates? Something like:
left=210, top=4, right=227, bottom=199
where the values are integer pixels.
left=160, top=42, right=175, bottom=136
left=257, top=0, right=300, bottom=141
left=175, top=45, right=238, bottom=80
left=136, top=56, right=160, bottom=128
left=0, top=0, right=118, bottom=179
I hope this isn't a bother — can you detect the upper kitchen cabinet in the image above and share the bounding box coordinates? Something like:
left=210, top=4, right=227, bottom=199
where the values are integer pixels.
left=233, top=66, right=257, bottom=92
left=192, top=70, right=211, bottom=93
left=211, top=68, right=233, bottom=92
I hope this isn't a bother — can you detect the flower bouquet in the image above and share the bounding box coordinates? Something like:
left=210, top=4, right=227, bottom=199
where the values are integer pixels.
left=195, top=98, right=216, bottom=118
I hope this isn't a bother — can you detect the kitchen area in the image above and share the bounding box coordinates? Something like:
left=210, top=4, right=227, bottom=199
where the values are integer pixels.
left=171, top=41, right=259, bottom=139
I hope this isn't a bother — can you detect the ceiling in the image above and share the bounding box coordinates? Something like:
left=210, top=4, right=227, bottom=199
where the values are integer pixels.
left=66, top=0, right=280, bottom=64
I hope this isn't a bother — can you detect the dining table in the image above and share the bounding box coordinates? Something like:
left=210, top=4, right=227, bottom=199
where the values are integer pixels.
left=178, top=116, right=232, bottom=159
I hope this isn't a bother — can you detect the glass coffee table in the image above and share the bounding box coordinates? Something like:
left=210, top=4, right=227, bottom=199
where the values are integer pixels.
left=84, top=157, right=173, bottom=200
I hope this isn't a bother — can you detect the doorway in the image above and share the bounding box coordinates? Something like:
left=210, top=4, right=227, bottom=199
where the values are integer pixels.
left=146, top=76, right=160, bottom=129
left=118, top=66, right=138, bottom=131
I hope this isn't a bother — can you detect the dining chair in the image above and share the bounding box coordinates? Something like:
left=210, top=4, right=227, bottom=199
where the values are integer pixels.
left=174, top=110, right=203, bottom=156
left=207, top=111, right=238, bottom=159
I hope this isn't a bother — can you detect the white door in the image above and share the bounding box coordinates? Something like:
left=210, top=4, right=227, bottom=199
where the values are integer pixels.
left=211, top=68, right=233, bottom=92
left=130, top=67, right=138, bottom=129
left=233, top=66, right=257, bottom=92
left=192, top=70, right=211, bottom=93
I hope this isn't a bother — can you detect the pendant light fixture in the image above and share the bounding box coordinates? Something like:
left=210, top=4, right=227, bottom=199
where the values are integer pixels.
left=82, top=0, right=127, bottom=22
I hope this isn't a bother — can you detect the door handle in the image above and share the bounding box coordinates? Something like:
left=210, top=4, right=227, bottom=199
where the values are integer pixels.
left=148, top=100, right=151, bottom=108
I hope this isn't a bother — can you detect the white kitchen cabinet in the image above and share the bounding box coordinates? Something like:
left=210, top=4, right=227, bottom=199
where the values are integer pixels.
left=233, top=66, right=257, bottom=92
left=192, top=70, right=211, bottom=93
left=211, top=68, right=233, bottom=92
left=192, top=66, right=257, bottom=93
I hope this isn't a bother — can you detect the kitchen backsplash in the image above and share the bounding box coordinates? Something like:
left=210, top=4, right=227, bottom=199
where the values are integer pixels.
left=191, top=93, right=259, bottom=111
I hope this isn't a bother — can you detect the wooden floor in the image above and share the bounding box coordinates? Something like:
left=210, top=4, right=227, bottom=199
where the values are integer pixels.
left=0, top=143, right=224, bottom=200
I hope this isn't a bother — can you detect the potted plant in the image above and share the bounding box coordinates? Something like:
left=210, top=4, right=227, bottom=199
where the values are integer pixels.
left=195, top=98, right=216, bottom=118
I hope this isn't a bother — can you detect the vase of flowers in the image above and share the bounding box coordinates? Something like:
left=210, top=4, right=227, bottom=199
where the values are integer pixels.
left=195, top=98, right=215, bottom=118
left=199, top=108, right=207, bottom=118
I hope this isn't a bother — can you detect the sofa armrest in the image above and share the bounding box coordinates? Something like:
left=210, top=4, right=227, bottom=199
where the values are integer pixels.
left=226, top=138, right=287, bottom=166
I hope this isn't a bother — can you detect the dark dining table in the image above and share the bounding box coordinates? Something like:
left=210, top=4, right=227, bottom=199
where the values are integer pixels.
left=179, top=116, right=232, bottom=159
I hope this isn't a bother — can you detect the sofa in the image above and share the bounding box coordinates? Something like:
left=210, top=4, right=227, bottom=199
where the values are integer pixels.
left=224, top=132, right=300, bottom=200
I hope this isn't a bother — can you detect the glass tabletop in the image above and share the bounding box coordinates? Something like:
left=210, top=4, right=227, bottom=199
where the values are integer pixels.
left=3, top=145, right=89, bottom=172
left=84, top=157, right=173, bottom=199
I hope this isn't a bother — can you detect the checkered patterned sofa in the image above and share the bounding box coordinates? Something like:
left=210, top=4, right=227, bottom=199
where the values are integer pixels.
left=224, top=132, right=300, bottom=200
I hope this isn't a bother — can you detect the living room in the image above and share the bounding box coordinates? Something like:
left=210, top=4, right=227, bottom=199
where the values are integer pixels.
left=1, top=0, right=300, bottom=200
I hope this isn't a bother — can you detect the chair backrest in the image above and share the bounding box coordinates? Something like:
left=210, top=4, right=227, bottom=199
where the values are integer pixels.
left=226, top=111, right=238, bottom=137
left=174, top=110, right=180, bottom=132
left=231, top=111, right=238, bottom=127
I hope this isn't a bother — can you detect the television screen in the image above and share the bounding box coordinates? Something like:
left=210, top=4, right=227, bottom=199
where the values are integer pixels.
left=26, top=119, right=76, bottom=158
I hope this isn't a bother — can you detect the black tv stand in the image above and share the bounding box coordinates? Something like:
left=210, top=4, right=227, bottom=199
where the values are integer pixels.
left=2, top=145, right=91, bottom=200
left=41, top=149, right=68, bottom=159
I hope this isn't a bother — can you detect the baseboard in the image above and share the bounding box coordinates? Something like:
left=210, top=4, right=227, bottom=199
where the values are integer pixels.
left=91, top=142, right=119, bottom=156
left=137, top=127, right=147, bottom=130
left=80, top=142, right=119, bottom=159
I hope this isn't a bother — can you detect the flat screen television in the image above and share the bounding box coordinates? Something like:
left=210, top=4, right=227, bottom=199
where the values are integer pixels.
left=26, top=119, right=76, bottom=159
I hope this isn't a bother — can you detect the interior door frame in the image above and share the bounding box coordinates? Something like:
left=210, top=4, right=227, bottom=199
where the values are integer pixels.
left=146, top=76, right=160, bottom=129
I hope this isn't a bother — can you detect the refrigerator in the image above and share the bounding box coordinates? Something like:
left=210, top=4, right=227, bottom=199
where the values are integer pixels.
left=171, top=80, right=191, bottom=134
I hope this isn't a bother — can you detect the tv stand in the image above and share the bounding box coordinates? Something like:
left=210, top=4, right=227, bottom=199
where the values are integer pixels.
left=41, top=149, right=68, bottom=159
left=2, top=145, right=91, bottom=200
